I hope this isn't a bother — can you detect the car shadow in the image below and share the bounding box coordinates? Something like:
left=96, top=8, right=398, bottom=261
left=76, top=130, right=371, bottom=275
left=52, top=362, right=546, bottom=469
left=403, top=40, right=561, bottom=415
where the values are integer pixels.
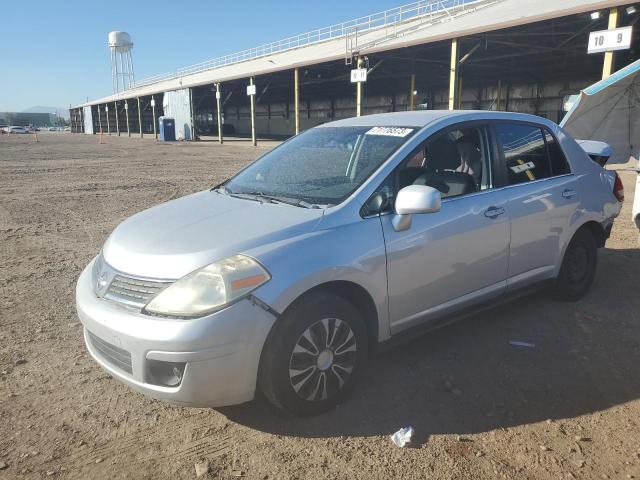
left=219, top=247, right=640, bottom=442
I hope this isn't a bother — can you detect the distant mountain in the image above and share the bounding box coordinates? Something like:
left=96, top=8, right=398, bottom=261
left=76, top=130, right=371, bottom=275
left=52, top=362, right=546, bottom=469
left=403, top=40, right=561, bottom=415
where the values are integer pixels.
left=21, top=106, right=69, bottom=120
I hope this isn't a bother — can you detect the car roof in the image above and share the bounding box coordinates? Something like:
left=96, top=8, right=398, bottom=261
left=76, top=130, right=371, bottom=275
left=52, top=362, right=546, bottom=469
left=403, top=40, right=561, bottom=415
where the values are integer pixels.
left=320, top=110, right=557, bottom=129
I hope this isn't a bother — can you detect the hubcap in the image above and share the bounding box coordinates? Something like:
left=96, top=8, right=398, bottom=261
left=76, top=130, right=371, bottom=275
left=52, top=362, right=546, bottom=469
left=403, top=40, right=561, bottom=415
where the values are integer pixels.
left=288, top=318, right=357, bottom=402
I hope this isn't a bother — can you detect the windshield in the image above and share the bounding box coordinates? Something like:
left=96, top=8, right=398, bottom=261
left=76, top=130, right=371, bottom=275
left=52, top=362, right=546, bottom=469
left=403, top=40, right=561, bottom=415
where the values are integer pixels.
left=221, top=126, right=415, bottom=207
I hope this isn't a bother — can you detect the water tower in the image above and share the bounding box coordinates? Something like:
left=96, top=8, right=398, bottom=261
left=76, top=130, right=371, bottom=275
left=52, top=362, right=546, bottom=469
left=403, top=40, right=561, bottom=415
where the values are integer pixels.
left=108, top=31, right=135, bottom=93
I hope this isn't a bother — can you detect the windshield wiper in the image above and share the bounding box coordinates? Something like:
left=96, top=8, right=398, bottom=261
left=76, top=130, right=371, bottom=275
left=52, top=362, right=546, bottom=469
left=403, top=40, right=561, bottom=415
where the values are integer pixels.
left=238, top=191, right=319, bottom=208
left=257, top=194, right=316, bottom=209
left=216, top=187, right=321, bottom=208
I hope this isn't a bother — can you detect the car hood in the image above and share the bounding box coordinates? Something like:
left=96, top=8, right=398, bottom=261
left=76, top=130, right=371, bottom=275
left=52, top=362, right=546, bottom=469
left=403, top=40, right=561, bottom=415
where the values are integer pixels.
left=102, top=190, right=324, bottom=279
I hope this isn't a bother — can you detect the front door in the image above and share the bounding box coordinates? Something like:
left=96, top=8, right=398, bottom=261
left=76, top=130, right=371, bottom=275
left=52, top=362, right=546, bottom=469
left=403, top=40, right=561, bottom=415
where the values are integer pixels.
left=377, top=123, right=511, bottom=334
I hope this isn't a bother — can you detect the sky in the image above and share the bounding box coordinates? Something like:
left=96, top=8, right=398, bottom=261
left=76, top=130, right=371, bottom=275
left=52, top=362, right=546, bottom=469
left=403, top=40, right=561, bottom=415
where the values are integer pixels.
left=1, top=0, right=404, bottom=112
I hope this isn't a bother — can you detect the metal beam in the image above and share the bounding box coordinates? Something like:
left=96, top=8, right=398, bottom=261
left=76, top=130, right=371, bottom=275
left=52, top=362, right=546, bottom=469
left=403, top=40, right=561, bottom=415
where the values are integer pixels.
left=115, top=102, right=120, bottom=136
left=189, top=88, right=197, bottom=140
left=250, top=76, right=256, bottom=146
left=125, top=100, right=130, bottom=137
left=137, top=97, right=143, bottom=138
left=602, top=7, right=619, bottom=79
left=294, top=67, right=300, bottom=135
left=356, top=56, right=363, bottom=117
left=409, top=74, right=416, bottom=111
left=448, top=38, right=459, bottom=110
left=216, top=83, right=223, bottom=144
left=151, top=96, right=157, bottom=139
left=458, top=42, right=481, bottom=65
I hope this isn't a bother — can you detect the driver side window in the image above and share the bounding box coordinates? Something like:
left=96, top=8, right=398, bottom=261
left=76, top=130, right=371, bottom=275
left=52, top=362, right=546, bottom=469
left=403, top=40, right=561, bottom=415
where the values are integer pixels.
left=363, top=124, right=493, bottom=216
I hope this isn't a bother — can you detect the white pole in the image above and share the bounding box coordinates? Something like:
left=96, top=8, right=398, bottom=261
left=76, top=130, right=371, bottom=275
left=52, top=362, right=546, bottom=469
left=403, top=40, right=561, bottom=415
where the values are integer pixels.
left=119, top=53, right=127, bottom=91
left=110, top=49, right=117, bottom=93
left=128, top=50, right=136, bottom=86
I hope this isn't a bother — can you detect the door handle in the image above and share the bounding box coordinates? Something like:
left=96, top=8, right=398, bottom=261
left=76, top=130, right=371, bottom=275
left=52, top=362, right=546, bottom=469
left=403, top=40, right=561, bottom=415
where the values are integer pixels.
left=484, top=206, right=505, bottom=219
left=562, top=189, right=577, bottom=199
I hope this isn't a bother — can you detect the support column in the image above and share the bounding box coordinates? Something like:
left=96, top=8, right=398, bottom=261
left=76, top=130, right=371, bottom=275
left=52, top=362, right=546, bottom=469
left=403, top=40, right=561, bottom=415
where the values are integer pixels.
left=125, top=100, right=130, bottom=137
left=602, top=8, right=619, bottom=79
left=216, top=83, right=223, bottom=144
left=249, top=77, right=256, bottom=146
left=189, top=88, right=197, bottom=141
left=98, top=106, right=103, bottom=133
left=448, top=38, right=459, bottom=110
left=137, top=97, right=143, bottom=138
left=294, top=67, right=300, bottom=135
left=106, top=105, right=111, bottom=134
left=115, top=102, right=120, bottom=136
left=409, top=74, right=416, bottom=111
left=151, top=96, right=157, bottom=139
left=356, top=56, right=364, bottom=117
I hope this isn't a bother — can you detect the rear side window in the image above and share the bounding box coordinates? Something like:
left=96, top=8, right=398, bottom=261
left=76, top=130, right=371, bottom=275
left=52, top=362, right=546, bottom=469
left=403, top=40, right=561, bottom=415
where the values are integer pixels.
left=495, top=123, right=551, bottom=185
left=543, top=129, right=571, bottom=175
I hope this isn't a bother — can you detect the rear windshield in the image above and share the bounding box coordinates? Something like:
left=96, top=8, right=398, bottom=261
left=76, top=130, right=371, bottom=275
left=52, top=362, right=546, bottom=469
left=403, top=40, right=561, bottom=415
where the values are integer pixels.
left=223, top=126, right=415, bottom=206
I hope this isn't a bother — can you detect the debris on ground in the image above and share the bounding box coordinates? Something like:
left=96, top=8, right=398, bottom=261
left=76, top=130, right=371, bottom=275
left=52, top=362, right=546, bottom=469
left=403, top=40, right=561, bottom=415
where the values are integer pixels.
left=390, top=426, right=414, bottom=448
left=509, top=341, right=536, bottom=348
left=195, top=461, right=210, bottom=478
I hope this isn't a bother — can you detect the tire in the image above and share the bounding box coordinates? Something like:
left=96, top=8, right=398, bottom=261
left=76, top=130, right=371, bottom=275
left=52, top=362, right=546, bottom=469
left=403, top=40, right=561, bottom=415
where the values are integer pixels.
left=553, top=227, right=597, bottom=301
left=258, top=291, right=368, bottom=416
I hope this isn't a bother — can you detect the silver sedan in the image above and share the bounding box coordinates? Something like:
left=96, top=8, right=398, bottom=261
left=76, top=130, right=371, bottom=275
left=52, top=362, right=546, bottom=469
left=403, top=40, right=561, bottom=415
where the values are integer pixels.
left=76, top=110, right=623, bottom=416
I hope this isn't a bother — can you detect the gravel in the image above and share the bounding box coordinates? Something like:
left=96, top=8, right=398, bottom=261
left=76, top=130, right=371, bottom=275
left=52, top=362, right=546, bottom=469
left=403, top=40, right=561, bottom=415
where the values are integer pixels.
left=1, top=132, right=639, bottom=479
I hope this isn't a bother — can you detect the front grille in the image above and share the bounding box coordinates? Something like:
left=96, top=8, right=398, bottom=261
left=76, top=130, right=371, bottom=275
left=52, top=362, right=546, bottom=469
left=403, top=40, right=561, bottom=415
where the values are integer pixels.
left=104, top=274, right=171, bottom=308
left=88, top=331, right=133, bottom=374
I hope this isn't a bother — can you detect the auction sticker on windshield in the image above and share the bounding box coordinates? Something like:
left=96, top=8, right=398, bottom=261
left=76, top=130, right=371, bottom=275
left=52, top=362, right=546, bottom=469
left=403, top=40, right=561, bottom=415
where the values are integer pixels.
left=365, top=127, right=414, bottom=137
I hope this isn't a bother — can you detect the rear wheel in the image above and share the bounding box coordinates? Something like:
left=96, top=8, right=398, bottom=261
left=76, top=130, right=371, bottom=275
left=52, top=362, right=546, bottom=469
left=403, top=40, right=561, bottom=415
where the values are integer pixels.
left=553, top=227, right=597, bottom=301
left=258, top=292, right=368, bottom=416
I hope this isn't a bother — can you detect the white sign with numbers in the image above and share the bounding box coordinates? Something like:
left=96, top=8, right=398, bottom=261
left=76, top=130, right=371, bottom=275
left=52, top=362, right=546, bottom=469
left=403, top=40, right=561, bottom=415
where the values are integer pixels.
left=588, top=26, right=633, bottom=54
left=350, top=68, right=368, bottom=83
left=246, top=84, right=256, bottom=96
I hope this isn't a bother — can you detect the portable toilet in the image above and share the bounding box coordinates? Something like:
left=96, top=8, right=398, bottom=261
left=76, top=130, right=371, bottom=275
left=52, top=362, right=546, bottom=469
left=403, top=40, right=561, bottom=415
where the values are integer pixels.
left=158, top=117, right=176, bottom=141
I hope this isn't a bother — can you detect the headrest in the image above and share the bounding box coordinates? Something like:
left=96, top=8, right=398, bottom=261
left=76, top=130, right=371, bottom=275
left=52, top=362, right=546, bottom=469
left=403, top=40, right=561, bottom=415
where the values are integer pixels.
left=456, top=142, right=481, bottom=162
left=428, top=137, right=461, bottom=171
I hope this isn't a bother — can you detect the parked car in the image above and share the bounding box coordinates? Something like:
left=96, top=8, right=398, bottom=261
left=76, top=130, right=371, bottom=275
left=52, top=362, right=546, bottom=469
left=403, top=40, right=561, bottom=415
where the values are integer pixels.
left=7, top=126, right=30, bottom=134
left=76, top=111, right=623, bottom=416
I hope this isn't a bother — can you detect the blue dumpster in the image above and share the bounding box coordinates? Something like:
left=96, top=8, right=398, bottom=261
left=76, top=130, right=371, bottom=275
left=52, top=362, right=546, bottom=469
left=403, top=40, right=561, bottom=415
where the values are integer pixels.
left=158, top=116, right=176, bottom=141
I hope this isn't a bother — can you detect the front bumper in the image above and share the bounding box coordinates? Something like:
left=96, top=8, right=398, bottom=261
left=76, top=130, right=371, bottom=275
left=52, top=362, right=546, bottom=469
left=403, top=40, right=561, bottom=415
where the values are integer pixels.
left=75, top=260, right=277, bottom=407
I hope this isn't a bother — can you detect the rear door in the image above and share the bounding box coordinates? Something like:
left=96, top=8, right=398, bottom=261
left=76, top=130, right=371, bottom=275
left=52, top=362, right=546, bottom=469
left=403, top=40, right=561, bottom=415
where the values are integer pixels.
left=493, top=122, right=577, bottom=290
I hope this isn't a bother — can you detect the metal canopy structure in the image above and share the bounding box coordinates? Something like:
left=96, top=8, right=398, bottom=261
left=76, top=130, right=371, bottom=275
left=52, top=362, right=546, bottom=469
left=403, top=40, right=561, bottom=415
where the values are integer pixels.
left=71, top=0, right=640, bottom=144
left=73, top=0, right=633, bottom=108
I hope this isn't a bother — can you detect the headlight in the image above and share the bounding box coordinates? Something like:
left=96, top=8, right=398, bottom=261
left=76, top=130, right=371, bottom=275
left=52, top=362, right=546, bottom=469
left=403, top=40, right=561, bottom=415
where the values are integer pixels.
left=142, top=254, right=270, bottom=318
left=92, top=253, right=109, bottom=296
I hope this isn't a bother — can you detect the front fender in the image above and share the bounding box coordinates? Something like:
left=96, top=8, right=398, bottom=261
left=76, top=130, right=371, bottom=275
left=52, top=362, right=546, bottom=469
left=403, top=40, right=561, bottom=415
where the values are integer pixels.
left=248, top=216, right=390, bottom=342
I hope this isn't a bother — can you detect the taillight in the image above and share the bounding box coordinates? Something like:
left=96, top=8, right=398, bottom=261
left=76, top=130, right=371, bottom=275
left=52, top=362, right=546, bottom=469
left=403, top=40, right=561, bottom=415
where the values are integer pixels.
left=613, top=172, right=624, bottom=202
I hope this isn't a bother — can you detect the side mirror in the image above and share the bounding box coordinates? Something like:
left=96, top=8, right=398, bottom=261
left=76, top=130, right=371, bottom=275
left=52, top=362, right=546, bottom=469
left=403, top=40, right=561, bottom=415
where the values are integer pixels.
left=392, top=185, right=441, bottom=232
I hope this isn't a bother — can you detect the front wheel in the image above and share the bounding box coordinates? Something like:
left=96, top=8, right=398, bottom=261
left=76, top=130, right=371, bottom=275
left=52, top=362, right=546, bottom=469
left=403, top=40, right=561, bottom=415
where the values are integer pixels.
left=258, top=292, right=368, bottom=416
left=553, top=227, right=597, bottom=301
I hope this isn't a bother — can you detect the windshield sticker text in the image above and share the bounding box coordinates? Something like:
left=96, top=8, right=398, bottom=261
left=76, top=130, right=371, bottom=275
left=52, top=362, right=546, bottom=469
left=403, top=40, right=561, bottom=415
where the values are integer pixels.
left=365, top=127, right=414, bottom=137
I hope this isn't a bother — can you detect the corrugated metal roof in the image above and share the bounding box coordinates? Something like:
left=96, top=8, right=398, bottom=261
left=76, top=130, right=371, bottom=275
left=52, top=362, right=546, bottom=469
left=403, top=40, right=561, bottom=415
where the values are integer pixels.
left=75, top=0, right=631, bottom=108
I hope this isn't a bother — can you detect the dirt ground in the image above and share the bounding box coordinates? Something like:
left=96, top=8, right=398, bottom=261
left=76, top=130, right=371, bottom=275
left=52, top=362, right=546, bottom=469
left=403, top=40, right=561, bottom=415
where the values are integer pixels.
left=1, top=132, right=639, bottom=480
